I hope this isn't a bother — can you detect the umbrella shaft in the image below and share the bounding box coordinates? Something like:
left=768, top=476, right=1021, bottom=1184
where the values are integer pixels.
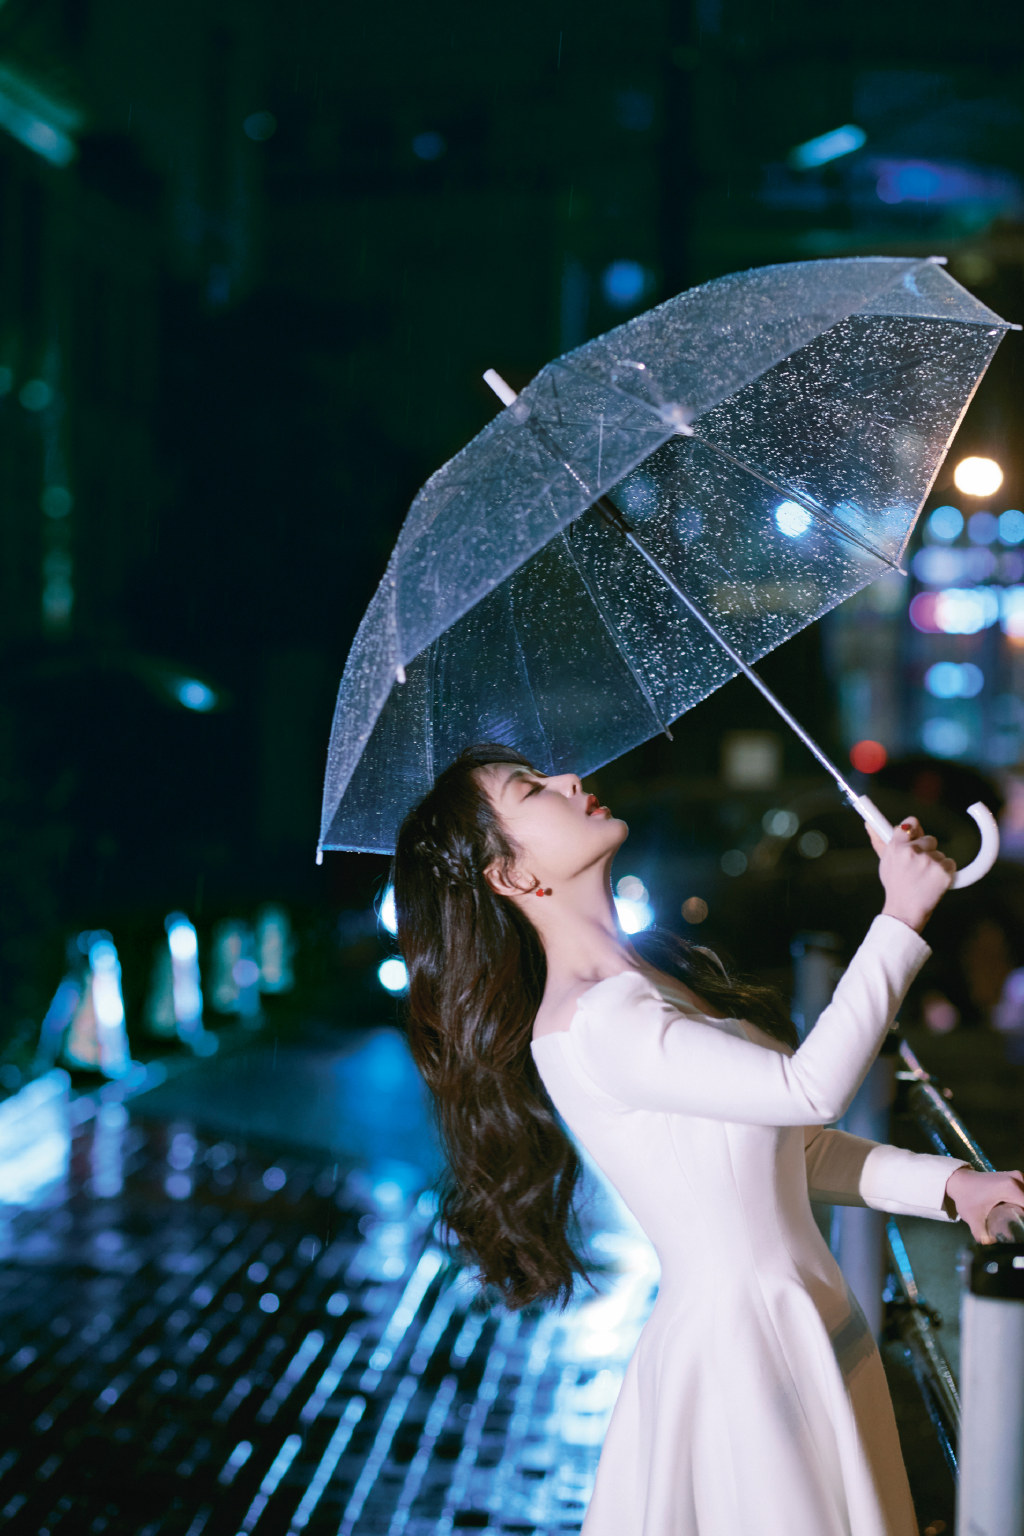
left=622, top=527, right=860, bottom=803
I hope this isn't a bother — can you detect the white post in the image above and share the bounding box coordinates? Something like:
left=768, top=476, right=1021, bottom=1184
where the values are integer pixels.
left=956, top=1241, right=1024, bottom=1536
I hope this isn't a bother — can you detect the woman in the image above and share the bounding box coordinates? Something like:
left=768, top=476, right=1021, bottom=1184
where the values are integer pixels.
left=392, top=741, right=1024, bottom=1535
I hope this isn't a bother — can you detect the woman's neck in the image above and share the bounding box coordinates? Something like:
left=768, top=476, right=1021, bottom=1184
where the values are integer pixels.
left=532, top=880, right=639, bottom=993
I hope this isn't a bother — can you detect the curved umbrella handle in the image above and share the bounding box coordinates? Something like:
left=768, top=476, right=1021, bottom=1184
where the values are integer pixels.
left=851, top=794, right=1000, bottom=890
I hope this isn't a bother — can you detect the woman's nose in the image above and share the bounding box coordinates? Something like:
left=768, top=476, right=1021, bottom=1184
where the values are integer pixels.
left=552, top=773, right=582, bottom=797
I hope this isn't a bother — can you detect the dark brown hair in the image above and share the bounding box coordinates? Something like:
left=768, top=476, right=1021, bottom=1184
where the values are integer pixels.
left=391, top=742, right=796, bottom=1312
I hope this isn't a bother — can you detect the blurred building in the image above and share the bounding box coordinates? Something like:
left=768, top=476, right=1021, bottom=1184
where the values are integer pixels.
left=2, top=0, right=1024, bottom=1037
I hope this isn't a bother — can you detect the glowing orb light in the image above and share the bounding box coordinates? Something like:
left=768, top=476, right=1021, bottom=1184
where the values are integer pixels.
left=953, top=457, right=1003, bottom=497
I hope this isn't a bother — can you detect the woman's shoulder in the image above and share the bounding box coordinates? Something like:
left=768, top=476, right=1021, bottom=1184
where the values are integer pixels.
left=532, top=964, right=730, bottom=1042
left=531, top=970, right=647, bottom=1041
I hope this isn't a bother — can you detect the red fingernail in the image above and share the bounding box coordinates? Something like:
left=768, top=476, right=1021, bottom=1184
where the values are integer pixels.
left=900, top=821, right=913, bottom=831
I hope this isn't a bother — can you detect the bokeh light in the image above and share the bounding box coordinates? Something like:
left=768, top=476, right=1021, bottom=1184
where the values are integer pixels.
left=774, top=501, right=812, bottom=538
left=681, top=897, right=708, bottom=924
left=922, top=718, right=970, bottom=757
left=850, top=739, right=887, bottom=773
left=999, top=510, right=1024, bottom=545
left=953, top=456, right=1003, bottom=497
left=376, top=958, right=408, bottom=995
left=927, top=505, right=963, bottom=542
left=378, top=958, right=408, bottom=993
left=173, top=678, right=217, bottom=712
left=966, top=511, right=999, bottom=545
left=411, top=130, right=445, bottom=161
left=378, top=884, right=397, bottom=935
left=924, top=662, right=984, bottom=699
left=909, top=587, right=1000, bottom=634
left=614, top=878, right=654, bottom=932
left=242, top=111, right=277, bottom=141
left=762, top=807, right=798, bottom=837
left=601, top=260, right=649, bottom=308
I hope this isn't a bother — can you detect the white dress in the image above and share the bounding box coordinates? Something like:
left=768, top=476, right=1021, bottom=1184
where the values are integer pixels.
left=530, top=914, right=970, bottom=1536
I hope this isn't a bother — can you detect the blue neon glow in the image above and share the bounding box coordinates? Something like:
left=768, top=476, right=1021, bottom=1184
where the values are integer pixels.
left=89, top=940, right=125, bottom=1029
left=925, top=662, right=984, bottom=700
left=378, top=885, right=397, bottom=935
left=602, top=260, right=648, bottom=308
left=174, top=678, right=217, bottom=712
left=928, top=505, right=963, bottom=542
left=378, top=958, right=409, bottom=993
left=167, top=919, right=198, bottom=962
left=788, top=124, right=866, bottom=170
left=774, top=501, right=812, bottom=538
left=1000, top=510, right=1024, bottom=546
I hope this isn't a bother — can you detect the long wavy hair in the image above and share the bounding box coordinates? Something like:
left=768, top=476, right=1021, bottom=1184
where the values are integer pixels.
left=392, top=742, right=797, bottom=1312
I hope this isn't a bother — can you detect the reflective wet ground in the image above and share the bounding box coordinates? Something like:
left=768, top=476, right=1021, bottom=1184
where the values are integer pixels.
left=0, top=1017, right=1005, bottom=1534
left=0, top=1028, right=657, bottom=1536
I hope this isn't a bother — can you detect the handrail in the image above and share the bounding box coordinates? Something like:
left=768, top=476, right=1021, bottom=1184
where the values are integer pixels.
left=896, top=1039, right=1024, bottom=1243
left=874, top=1035, right=1024, bottom=1482
left=884, top=1216, right=960, bottom=1472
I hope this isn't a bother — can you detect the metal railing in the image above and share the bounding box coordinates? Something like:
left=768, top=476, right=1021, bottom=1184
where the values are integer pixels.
left=896, top=1036, right=1024, bottom=1242
left=893, top=1038, right=1024, bottom=1536
left=793, top=932, right=1024, bottom=1534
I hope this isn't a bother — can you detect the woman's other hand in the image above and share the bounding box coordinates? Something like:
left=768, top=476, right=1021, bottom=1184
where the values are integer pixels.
left=866, top=815, right=956, bottom=934
left=944, top=1165, right=1024, bottom=1243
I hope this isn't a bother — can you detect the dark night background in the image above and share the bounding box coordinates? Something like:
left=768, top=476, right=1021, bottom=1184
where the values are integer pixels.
left=4, top=0, right=1024, bottom=1055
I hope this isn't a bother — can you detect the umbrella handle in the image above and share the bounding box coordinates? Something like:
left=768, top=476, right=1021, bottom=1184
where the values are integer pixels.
left=850, top=794, right=1000, bottom=890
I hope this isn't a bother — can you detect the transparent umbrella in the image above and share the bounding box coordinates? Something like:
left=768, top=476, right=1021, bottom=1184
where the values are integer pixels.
left=317, top=255, right=1016, bottom=881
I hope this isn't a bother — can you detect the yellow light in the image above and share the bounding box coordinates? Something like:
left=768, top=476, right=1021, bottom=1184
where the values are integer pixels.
left=953, top=456, right=1003, bottom=497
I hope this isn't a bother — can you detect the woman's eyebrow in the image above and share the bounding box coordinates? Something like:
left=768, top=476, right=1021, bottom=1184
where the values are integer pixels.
left=501, top=768, right=537, bottom=798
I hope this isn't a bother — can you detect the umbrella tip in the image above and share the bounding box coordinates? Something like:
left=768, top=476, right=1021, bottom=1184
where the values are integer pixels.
left=315, top=846, right=323, bottom=866
left=483, top=369, right=518, bottom=406
left=926, top=254, right=948, bottom=265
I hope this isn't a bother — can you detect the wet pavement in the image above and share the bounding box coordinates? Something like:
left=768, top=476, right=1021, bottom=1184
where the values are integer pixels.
left=0, top=1017, right=1009, bottom=1535
left=0, top=1029, right=656, bottom=1536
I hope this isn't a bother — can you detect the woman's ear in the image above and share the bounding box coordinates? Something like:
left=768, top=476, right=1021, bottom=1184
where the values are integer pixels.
left=484, top=859, right=527, bottom=899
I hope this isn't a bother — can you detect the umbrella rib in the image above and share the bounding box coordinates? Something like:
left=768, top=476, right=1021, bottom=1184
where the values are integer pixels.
left=688, top=434, right=902, bottom=572
left=557, top=528, right=675, bottom=742
left=621, top=525, right=859, bottom=802
left=505, top=582, right=555, bottom=767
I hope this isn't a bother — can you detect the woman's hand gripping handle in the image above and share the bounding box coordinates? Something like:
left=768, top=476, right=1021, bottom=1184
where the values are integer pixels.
left=860, top=812, right=957, bottom=934
left=852, top=794, right=999, bottom=893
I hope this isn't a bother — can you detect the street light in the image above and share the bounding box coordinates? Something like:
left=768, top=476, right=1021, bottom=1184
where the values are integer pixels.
left=954, top=456, right=1003, bottom=497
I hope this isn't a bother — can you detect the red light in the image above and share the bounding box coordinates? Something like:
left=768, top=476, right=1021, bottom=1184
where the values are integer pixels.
left=851, top=739, right=887, bottom=774
left=909, top=592, right=940, bottom=633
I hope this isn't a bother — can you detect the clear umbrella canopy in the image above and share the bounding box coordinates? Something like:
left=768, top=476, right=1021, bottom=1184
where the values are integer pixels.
left=318, top=256, right=1012, bottom=857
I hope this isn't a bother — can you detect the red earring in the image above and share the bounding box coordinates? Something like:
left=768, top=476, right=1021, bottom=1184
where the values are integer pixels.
left=535, top=886, right=552, bottom=897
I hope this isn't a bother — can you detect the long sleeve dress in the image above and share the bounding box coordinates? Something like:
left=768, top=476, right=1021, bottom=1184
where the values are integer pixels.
left=529, top=914, right=970, bottom=1536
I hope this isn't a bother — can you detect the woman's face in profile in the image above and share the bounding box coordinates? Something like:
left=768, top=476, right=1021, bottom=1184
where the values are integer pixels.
left=478, top=761, right=628, bottom=885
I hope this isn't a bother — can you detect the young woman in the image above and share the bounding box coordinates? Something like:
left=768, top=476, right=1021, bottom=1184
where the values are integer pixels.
left=391, top=740, right=1024, bottom=1536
